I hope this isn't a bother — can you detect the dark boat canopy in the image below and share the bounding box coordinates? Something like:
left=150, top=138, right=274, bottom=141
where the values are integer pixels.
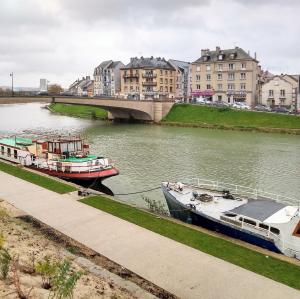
left=229, top=200, right=286, bottom=222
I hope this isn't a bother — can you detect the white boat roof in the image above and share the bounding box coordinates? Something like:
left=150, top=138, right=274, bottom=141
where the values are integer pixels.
left=229, top=200, right=286, bottom=222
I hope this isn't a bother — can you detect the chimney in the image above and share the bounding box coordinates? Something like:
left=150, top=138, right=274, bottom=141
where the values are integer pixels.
left=86, top=76, right=90, bottom=80
left=254, top=52, right=257, bottom=60
left=216, top=46, right=221, bottom=52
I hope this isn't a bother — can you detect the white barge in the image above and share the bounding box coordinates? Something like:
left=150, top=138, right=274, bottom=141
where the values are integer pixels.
left=162, top=179, right=300, bottom=259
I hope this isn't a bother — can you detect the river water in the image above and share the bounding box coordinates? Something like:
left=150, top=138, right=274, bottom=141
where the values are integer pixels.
left=0, top=103, right=299, bottom=207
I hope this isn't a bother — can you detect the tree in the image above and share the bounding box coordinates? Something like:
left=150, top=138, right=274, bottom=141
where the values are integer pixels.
left=48, top=84, right=63, bottom=95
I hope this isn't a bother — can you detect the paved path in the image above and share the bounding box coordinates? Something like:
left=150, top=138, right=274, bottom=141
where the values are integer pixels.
left=0, top=171, right=299, bottom=299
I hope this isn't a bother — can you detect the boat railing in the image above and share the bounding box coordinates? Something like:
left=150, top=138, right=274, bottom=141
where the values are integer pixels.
left=185, top=178, right=298, bottom=205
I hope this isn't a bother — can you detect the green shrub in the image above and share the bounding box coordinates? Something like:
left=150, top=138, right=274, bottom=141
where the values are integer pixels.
left=0, top=248, right=12, bottom=280
left=35, top=256, right=58, bottom=289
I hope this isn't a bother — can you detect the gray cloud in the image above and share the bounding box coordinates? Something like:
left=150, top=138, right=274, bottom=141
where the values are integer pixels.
left=0, top=0, right=299, bottom=87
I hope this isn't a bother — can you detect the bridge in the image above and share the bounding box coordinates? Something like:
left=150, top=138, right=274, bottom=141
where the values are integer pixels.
left=0, top=96, right=174, bottom=122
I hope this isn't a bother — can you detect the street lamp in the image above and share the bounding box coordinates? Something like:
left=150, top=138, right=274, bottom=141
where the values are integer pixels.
left=9, top=72, right=14, bottom=97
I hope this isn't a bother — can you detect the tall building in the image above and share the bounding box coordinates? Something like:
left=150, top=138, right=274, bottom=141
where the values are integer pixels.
left=120, top=57, right=176, bottom=100
left=39, top=79, right=47, bottom=92
left=93, top=60, right=124, bottom=96
left=168, top=59, right=190, bottom=101
left=190, top=46, right=260, bottom=105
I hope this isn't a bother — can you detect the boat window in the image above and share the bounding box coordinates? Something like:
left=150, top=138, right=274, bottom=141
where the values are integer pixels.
left=243, top=218, right=256, bottom=226
left=1, top=146, right=4, bottom=155
left=224, top=212, right=236, bottom=218
left=7, top=148, right=11, bottom=157
left=270, top=227, right=280, bottom=235
left=14, top=149, right=17, bottom=159
left=259, top=223, right=269, bottom=230
left=293, top=221, right=300, bottom=237
left=239, top=217, right=243, bottom=222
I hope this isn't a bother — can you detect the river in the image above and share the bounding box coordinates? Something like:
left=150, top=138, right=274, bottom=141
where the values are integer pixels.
left=0, top=103, right=299, bottom=207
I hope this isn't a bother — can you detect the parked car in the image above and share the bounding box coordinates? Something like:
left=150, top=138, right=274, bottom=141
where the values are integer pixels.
left=231, top=102, right=250, bottom=110
left=254, top=104, right=271, bottom=112
left=212, top=101, right=230, bottom=108
left=271, top=107, right=290, bottom=114
left=194, top=97, right=206, bottom=104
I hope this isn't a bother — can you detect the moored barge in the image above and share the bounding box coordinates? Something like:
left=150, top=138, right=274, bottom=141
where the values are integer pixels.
left=162, top=179, right=300, bottom=259
left=0, top=135, right=119, bottom=182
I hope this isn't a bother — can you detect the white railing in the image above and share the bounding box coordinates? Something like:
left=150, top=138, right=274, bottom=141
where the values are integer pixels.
left=184, top=178, right=298, bottom=205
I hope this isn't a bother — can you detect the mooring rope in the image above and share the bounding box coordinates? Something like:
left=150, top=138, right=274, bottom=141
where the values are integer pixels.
left=114, top=186, right=161, bottom=196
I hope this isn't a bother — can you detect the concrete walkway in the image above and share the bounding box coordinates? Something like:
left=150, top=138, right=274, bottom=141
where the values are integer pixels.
left=0, top=171, right=299, bottom=299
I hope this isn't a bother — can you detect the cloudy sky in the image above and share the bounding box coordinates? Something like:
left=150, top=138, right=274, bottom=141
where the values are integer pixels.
left=0, top=0, right=299, bottom=88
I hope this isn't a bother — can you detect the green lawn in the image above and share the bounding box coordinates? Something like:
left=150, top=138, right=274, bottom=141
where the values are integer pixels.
left=80, top=195, right=300, bottom=290
left=0, top=161, right=76, bottom=194
left=48, top=103, right=108, bottom=119
left=163, top=104, right=300, bottom=130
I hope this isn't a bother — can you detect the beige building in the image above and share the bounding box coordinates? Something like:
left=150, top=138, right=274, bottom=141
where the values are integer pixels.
left=120, top=57, right=176, bottom=100
left=260, top=75, right=299, bottom=108
left=190, top=46, right=260, bottom=105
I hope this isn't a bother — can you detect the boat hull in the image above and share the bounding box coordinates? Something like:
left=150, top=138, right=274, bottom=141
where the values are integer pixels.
left=162, top=186, right=281, bottom=254
left=28, top=166, right=119, bottom=182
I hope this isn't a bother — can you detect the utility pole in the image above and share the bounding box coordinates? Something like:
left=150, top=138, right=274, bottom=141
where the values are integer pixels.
left=10, top=72, right=14, bottom=97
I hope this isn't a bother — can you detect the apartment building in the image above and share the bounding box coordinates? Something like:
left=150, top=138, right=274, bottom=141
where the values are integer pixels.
left=120, top=57, right=176, bottom=100
left=93, top=60, right=124, bottom=96
left=261, top=74, right=299, bottom=108
left=168, top=59, right=190, bottom=101
left=190, top=46, right=260, bottom=105
left=68, top=76, right=93, bottom=96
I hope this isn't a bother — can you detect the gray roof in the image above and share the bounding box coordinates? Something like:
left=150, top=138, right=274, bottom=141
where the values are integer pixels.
left=122, top=57, right=175, bottom=70
left=193, top=47, right=257, bottom=64
left=169, top=59, right=190, bottom=71
left=229, top=200, right=286, bottom=222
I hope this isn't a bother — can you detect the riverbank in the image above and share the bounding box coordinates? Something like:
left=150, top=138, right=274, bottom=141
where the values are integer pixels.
left=48, top=103, right=108, bottom=120
left=0, top=160, right=76, bottom=194
left=80, top=196, right=300, bottom=290
left=161, top=104, right=300, bottom=134
left=1, top=162, right=300, bottom=292
left=0, top=200, right=156, bottom=299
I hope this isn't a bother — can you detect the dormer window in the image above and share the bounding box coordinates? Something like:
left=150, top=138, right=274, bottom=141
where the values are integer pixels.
left=218, top=54, right=223, bottom=60
left=203, top=55, right=210, bottom=62
left=230, top=53, right=236, bottom=59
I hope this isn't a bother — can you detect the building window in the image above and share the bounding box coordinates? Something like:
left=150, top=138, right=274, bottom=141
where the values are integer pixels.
left=207, top=84, right=211, bottom=90
left=1, top=146, right=4, bottom=155
left=165, top=86, right=168, bottom=92
left=218, top=95, right=222, bottom=101
left=160, top=78, right=163, bottom=83
left=218, top=64, right=223, bottom=71
left=217, top=73, right=222, bottom=80
left=241, top=73, right=246, bottom=80
left=206, top=74, right=211, bottom=81
left=228, top=84, right=235, bottom=90
left=130, top=86, right=133, bottom=91
left=165, top=70, right=168, bottom=75
left=165, top=79, right=168, bottom=84
left=160, top=86, right=163, bottom=91
left=280, top=89, right=285, bottom=97
left=240, top=83, right=246, bottom=90
left=7, top=148, right=11, bottom=157
left=206, top=65, right=211, bottom=71
left=217, top=84, right=222, bottom=90
left=170, top=79, right=173, bottom=84
left=228, top=73, right=235, bottom=81
left=170, top=87, right=173, bottom=92
left=160, top=70, right=163, bottom=75
left=241, top=63, right=246, bottom=70
left=229, top=63, right=235, bottom=70
left=196, top=84, right=201, bottom=90
left=14, top=150, right=18, bottom=159
left=196, top=75, right=200, bottom=81
left=269, top=90, right=274, bottom=97
left=196, top=66, right=200, bottom=72
left=218, top=54, right=223, bottom=60
left=176, top=84, right=179, bottom=89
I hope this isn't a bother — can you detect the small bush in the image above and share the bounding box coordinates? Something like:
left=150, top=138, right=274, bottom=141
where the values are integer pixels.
left=35, top=256, right=58, bottom=289
left=0, top=248, right=12, bottom=280
left=50, top=259, right=83, bottom=299
left=143, top=196, right=169, bottom=216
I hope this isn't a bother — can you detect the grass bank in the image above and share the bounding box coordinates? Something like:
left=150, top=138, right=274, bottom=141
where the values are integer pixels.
left=0, top=161, right=76, bottom=194
left=48, top=103, right=108, bottom=119
left=162, top=104, right=300, bottom=133
left=80, top=195, right=300, bottom=290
